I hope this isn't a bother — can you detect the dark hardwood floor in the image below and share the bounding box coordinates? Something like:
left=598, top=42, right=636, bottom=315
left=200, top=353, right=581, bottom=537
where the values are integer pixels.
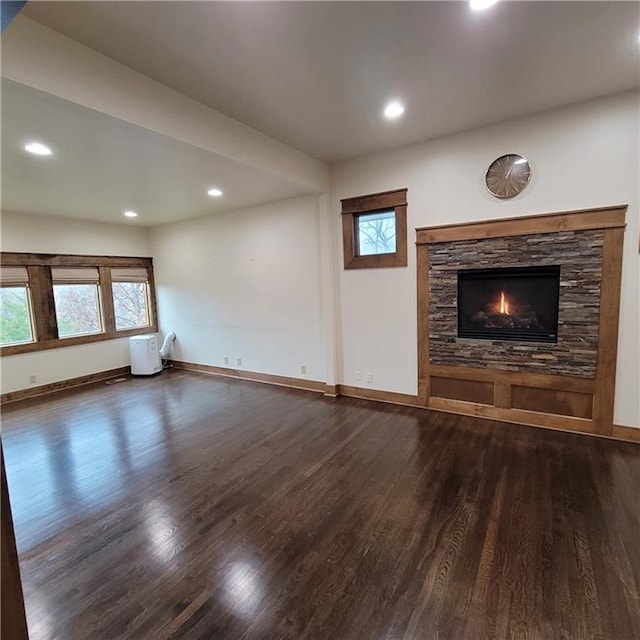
left=1, top=369, right=639, bottom=640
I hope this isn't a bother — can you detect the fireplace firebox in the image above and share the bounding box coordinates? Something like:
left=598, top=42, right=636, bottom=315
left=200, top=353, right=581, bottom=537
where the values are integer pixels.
left=457, top=266, right=560, bottom=343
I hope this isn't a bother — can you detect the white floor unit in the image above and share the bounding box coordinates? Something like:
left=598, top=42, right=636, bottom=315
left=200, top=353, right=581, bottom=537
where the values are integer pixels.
left=129, top=335, right=162, bottom=375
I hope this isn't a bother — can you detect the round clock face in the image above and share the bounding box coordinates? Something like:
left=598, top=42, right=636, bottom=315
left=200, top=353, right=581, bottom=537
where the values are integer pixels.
left=485, top=154, right=531, bottom=199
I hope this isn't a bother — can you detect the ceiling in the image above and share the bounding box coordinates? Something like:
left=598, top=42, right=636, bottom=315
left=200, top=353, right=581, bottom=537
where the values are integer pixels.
left=2, top=1, right=638, bottom=227
left=22, top=1, right=640, bottom=163
left=1, top=79, right=308, bottom=225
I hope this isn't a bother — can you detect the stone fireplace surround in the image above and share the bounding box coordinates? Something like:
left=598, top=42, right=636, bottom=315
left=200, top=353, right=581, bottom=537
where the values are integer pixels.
left=429, top=230, right=603, bottom=378
left=416, top=205, right=626, bottom=438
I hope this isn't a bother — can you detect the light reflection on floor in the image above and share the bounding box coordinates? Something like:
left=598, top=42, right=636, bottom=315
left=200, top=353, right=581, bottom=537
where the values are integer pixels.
left=224, top=560, right=263, bottom=618
left=143, top=498, right=182, bottom=564
left=2, top=386, right=181, bottom=552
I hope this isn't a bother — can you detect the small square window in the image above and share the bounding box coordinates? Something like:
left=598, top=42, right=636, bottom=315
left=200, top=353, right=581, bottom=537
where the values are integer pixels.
left=341, top=189, right=407, bottom=269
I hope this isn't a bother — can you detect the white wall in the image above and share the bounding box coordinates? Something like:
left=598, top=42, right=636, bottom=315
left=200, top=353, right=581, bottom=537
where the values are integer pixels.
left=1, top=210, right=151, bottom=256
left=149, top=195, right=327, bottom=382
left=1, top=211, right=152, bottom=393
left=331, top=92, right=640, bottom=428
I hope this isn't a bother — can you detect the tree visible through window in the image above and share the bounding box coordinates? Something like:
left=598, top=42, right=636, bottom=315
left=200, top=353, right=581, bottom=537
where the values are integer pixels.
left=0, top=287, right=33, bottom=346
left=111, top=267, right=150, bottom=330
left=0, top=266, right=34, bottom=346
left=52, top=267, right=102, bottom=338
left=357, top=210, right=397, bottom=256
left=113, top=282, right=149, bottom=329
left=53, top=284, right=102, bottom=337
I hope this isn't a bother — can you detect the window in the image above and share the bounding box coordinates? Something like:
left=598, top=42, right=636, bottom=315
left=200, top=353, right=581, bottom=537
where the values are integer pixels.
left=0, top=267, right=34, bottom=346
left=111, top=268, right=150, bottom=330
left=52, top=268, right=102, bottom=337
left=341, top=188, right=407, bottom=269
left=0, top=254, right=157, bottom=356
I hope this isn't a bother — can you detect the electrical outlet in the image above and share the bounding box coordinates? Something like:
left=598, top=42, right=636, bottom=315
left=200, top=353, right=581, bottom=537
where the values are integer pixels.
left=300, top=364, right=307, bottom=375
left=366, top=372, right=373, bottom=383
left=235, top=357, right=242, bottom=366
left=223, top=356, right=229, bottom=365
left=28, top=374, right=37, bottom=384
left=355, top=371, right=361, bottom=382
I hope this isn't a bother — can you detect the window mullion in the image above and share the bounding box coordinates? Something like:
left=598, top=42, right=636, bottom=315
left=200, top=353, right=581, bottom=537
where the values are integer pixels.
left=26, top=266, right=58, bottom=341
left=146, top=267, right=158, bottom=332
left=99, top=266, right=116, bottom=333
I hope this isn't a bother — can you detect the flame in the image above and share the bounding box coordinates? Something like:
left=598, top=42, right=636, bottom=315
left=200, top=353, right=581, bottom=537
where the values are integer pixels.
left=499, top=292, right=510, bottom=315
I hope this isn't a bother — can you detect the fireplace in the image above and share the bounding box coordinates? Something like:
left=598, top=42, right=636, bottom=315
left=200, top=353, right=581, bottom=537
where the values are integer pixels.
left=419, top=206, right=625, bottom=439
left=457, top=265, right=560, bottom=343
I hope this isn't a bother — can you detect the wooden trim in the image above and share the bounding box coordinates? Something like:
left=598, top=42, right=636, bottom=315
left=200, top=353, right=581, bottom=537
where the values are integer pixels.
left=336, top=385, right=422, bottom=408
left=27, top=265, right=58, bottom=341
left=417, top=244, right=430, bottom=404
left=416, top=205, right=627, bottom=245
left=1, top=366, right=130, bottom=405
left=428, top=397, right=594, bottom=433
left=343, top=247, right=407, bottom=269
left=342, top=213, right=356, bottom=270
left=99, top=266, right=116, bottom=333
left=1, top=252, right=152, bottom=267
left=428, top=365, right=595, bottom=393
left=592, top=227, right=625, bottom=435
left=425, top=402, right=634, bottom=443
left=1, top=447, right=30, bottom=640
left=1, top=325, right=159, bottom=356
left=170, top=365, right=422, bottom=408
left=170, top=360, right=327, bottom=394
left=341, top=188, right=407, bottom=215
left=611, top=425, right=640, bottom=444
left=341, top=189, right=408, bottom=270
left=146, top=266, right=158, bottom=335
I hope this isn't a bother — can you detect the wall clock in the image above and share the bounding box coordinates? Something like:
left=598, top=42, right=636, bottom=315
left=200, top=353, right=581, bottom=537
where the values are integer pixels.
left=485, top=154, right=531, bottom=199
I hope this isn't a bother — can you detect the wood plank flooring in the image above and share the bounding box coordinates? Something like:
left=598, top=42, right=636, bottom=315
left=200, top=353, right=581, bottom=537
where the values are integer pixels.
left=1, top=369, right=639, bottom=640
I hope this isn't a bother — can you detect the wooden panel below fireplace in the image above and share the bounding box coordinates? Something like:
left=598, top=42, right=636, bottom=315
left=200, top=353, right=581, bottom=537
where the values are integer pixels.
left=428, top=365, right=596, bottom=432
left=430, top=376, right=494, bottom=405
left=511, top=386, right=593, bottom=419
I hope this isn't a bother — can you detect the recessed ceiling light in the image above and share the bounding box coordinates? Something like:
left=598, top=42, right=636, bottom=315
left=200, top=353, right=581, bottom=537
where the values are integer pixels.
left=123, top=211, right=138, bottom=218
left=207, top=187, right=223, bottom=197
left=24, top=142, right=52, bottom=156
left=384, top=101, right=405, bottom=119
left=470, top=0, right=499, bottom=10
left=514, top=157, right=528, bottom=165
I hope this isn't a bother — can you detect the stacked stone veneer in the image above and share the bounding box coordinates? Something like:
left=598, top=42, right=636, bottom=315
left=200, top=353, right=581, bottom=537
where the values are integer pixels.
left=428, top=229, right=604, bottom=378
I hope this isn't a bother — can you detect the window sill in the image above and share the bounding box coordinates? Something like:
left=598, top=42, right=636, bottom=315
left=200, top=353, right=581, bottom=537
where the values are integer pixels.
left=0, top=324, right=158, bottom=357
left=344, top=252, right=407, bottom=270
